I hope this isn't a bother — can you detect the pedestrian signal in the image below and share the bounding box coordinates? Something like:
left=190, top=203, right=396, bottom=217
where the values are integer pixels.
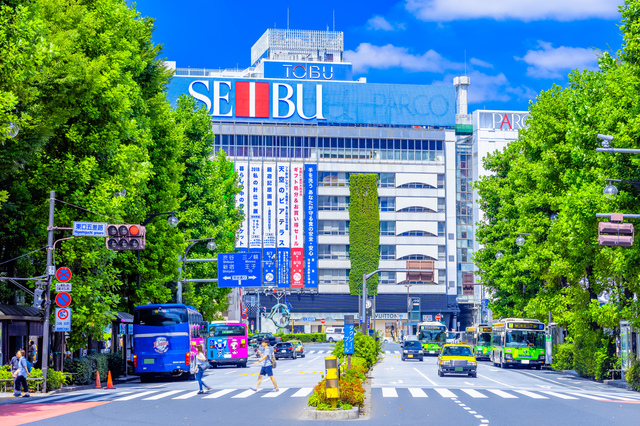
left=598, top=213, right=634, bottom=247
left=106, top=224, right=146, bottom=250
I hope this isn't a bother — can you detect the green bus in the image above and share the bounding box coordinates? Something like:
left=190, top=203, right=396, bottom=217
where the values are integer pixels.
left=417, top=321, right=447, bottom=355
left=465, top=324, right=492, bottom=360
left=490, top=318, right=546, bottom=369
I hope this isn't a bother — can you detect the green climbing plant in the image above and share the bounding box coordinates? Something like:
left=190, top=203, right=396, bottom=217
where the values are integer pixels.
left=348, top=174, right=379, bottom=295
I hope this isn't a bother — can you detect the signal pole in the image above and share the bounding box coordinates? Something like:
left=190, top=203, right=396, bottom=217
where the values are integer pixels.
left=42, top=190, right=55, bottom=392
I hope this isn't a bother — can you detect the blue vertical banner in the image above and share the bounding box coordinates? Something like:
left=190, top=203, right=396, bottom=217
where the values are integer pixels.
left=304, top=164, right=317, bottom=288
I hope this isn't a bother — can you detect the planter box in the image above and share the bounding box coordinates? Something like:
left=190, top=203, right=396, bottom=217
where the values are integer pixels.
left=307, top=406, right=359, bottom=420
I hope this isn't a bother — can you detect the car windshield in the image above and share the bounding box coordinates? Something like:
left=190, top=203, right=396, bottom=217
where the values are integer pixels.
left=442, top=346, right=473, bottom=357
left=276, top=343, right=292, bottom=348
left=134, top=307, right=187, bottom=326
left=404, top=341, right=422, bottom=349
left=419, top=330, right=446, bottom=343
left=212, top=325, right=246, bottom=337
left=505, top=330, right=545, bottom=349
left=478, top=332, right=491, bottom=345
left=447, top=332, right=457, bottom=340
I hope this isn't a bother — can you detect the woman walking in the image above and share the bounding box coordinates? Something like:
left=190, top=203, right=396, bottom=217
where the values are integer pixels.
left=195, top=344, right=211, bottom=394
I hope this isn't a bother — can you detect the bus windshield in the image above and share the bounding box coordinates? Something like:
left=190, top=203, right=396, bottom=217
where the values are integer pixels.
left=506, top=330, right=545, bottom=349
left=211, top=325, right=246, bottom=337
left=478, top=332, right=491, bottom=345
left=420, top=330, right=446, bottom=343
left=134, top=307, right=188, bottom=326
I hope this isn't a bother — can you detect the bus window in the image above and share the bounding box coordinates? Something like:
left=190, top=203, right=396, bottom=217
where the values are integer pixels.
left=134, top=307, right=188, bottom=326
left=506, top=330, right=545, bottom=348
left=213, top=325, right=246, bottom=337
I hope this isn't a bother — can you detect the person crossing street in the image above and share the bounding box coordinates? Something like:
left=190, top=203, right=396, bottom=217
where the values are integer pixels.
left=251, top=338, right=278, bottom=392
left=195, top=344, right=211, bottom=394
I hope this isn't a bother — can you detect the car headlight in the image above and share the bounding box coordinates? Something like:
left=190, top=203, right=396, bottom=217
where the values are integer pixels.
left=403, top=350, right=408, bottom=354
left=505, top=353, right=512, bottom=359
left=440, top=360, right=451, bottom=365
left=470, top=361, right=477, bottom=366
left=539, top=355, right=545, bottom=360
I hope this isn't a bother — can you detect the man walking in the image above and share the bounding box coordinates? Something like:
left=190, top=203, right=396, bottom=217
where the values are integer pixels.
left=13, top=350, right=31, bottom=397
left=251, top=338, right=278, bottom=392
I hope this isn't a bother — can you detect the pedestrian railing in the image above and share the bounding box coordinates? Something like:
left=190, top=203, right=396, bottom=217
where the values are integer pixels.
left=0, top=378, right=44, bottom=393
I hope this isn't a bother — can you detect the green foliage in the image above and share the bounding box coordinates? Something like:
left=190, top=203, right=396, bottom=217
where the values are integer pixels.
left=348, top=174, right=379, bottom=295
left=308, top=371, right=365, bottom=408
left=0, top=366, right=67, bottom=392
left=551, top=343, right=574, bottom=371
left=63, top=353, right=124, bottom=386
left=332, top=333, right=380, bottom=367
left=63, top=357, right=93, bottom=385
left=280, top=333, right=326, bottom=343
left=627, top=355, right=640, bottom=391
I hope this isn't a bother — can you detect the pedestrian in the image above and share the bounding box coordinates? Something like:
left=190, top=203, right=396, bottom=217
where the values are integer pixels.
left=10, top=350, right=21, bottom=396
left=28, top=340, right=36, bottom=363
left=251, top=338, right=278, bottom=392
left=13, top=349, right=31, bottom=397
left=195, top=344, right=211, bottom=394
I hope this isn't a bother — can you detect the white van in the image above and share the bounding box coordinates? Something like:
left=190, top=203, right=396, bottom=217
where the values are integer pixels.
left=325, top=327, right=344, bottom=343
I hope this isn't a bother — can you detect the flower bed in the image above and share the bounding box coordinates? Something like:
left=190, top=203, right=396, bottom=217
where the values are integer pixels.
left=307, top=356, right=368, bottom=412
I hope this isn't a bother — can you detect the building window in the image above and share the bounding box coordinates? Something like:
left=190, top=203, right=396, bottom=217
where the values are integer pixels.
left=397, top=254, right=435, bottom=261
left=397, top=230, right=436, bottom=237
left=318, top=196, right=349, bottom=211
left=438, top=198, right=445, bottom=213
left=379, top=173, right=395, bottom=187
left=379, top=197, right=396, bottom=212
left=318, top=245, right=349, bottom=260
left=318, top=220, right=349, bottom=235
left=319, top=269, right=349, bottom=284
left=380, top=221, right=395, bottom=236
left=379, top=245, right=396, bottom=260
left=397, top=206, right=436, bottom=213
left=380, top=271, right=396, bottom=285
left=397, top=182, right=436, bottom=189
left=319, top=172, right=350, bottom=186
left=438, top=222, right=445, bottom=237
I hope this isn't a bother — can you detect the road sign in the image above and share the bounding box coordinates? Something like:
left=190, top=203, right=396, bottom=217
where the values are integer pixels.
left=73, top=221, right=108, bottom=237
left=217, top=252, right=261, bottom=287
left=242, top=306, right=247, bottom=314
left=55, top=292, right=72, bottom=308
left=435, top=314, right=442, bottom=321
left=56, top=267, right=72, bottom=283
left=55, top=308, right=71, bottom=332
left=320, top=318, right=325, bottom=324
left=55, top=282, right=72, bottom=292
left=241, top=313, right=248, bottom=320
left=47, top=266, right=56, bottom=276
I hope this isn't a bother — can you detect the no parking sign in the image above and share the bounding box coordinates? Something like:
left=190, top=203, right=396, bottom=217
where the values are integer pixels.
left=55, top=308, right=71, bottom=332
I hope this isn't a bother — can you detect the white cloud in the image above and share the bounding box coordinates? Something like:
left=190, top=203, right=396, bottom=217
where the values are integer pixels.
left=367, top=15, right=406, bottom=31
left=344, top=43, right=460, bottom=73
left=516, top=41, right=599, bottom=79
left=405, top=0, right=620, bottom=22
left=438, top=71, right=537, bottom=105
left=470, top=58, right=493, bottom=69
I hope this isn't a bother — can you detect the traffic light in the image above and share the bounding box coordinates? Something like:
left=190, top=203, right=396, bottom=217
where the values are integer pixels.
left=33, top=288, right=44, bottom=309
left=106, top=224, right=146, bottom=250
left=598, top=213, right=634, bottom=247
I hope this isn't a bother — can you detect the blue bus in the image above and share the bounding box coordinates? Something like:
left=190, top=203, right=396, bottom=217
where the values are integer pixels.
left=133, top=304, right=206, bottom=382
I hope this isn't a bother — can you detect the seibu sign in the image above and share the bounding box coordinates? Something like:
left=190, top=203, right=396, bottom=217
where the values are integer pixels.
left=169, top=77, right=456, bottom=127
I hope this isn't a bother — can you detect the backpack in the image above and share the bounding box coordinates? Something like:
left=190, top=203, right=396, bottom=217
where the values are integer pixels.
left=271, top=354, right=277, bottom=369
left=26, top=360, right=32, bottom=373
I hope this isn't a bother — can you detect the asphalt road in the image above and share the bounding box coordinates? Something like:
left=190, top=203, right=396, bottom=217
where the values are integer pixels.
left=2, top=342, right=639, bottom=426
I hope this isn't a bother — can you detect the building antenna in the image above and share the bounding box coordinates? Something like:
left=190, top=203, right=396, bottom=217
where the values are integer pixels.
left=464, top=50, right=467, bottom=76
left=333, top=10, right=335, bottom=31
left=287, top=8, right=289, bottom=30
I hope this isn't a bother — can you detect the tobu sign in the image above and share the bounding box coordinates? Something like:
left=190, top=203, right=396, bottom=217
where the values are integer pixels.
left=168, top=77, right=455, bottom=126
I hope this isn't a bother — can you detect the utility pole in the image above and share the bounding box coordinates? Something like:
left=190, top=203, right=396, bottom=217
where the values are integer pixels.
left=362, top=274, right=368, bottom=336
left=42, top=190, right=55, bottom=392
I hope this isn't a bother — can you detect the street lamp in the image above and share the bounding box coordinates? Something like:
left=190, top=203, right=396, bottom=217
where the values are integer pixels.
left=207, top=240, right=217, bottom=251
left=495, top=249, right=504, bottom=259
left=5, top=121, right=19, bottom=138
left=167, top=214, right=179, bottom=227
left=515, top=233, right=530, bottom=247
left=603, top=182, right=619, bottom=199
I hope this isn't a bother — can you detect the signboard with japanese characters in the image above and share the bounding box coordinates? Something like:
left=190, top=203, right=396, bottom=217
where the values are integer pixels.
left=235, top=162, right=248, bottom=251
left=290, top=163, right=304, bottom=288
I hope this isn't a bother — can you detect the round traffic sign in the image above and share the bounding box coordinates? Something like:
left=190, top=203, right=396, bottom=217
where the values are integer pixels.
left=320, top=318, right=325, bottom=324
left=56, top=267, right=72, bottom=283
left=241, top=313, right=248, bottom=320
left=242, top=306, right=247, bottom=314
left=57, top=308, right=69, bottom=320
left=55, top=292, right=72, bottom=308
left=435, top=314, right=442, bottom=321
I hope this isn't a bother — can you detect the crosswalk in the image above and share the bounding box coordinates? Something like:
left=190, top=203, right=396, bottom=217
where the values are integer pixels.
left=384, top=351, right=401, bottom=355
left=16, top=387, right=640, bottom=405
left=304, top=350, right=327, bottom=354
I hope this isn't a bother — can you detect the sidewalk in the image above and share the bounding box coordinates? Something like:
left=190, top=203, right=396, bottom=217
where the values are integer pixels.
left=0, top=375, right=139, bottom=403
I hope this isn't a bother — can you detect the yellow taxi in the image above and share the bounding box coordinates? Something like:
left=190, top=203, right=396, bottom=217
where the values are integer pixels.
left=437, top=344, right=477, bottom=378
left=288, top=340, right=305, bottom=358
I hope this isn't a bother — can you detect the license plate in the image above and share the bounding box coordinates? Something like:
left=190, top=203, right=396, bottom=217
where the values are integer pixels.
left=144, top=358, right=155, bottom=364
left=522, top=360, right=530, bottom=364
left=429, top=351, right=435, bottom=354
left=408, top=355, right=413, bottom=358
left=280, top=350, right=286, bottom=352
left=455, top=367, right=463, bottom=371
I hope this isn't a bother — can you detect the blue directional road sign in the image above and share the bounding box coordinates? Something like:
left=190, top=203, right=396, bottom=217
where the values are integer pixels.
left=217, top=252, right=261, bottom=287
left=72, top=222, right=107, bottom=237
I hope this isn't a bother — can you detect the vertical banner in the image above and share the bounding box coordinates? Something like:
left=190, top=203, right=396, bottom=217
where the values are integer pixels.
left=249, top=164, right=262, bottom=251
left=290, top=163, right=304, bottom=288
left=277, top=164, right=290, bottom=287
left=304, top=164, right=317, bottom=288
left=235, top=162, right=248, bottom=252
left=263, top=163, right=276, bottom=286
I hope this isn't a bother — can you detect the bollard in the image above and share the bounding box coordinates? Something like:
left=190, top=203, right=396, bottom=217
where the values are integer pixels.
left=325, top=356, right=340, bottom=408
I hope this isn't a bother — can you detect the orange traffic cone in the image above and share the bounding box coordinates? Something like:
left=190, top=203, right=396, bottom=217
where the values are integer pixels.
left=105, top=371, right=115, bottom=389
left=94, top=370, right=102, bottom=389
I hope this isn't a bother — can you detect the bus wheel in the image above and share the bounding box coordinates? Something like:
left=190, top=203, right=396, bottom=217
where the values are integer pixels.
left=139, top=374, right=151, bottom=383
left=499, top=355, right=505, bottom=369
left=240, top=362, right=247, bottom=368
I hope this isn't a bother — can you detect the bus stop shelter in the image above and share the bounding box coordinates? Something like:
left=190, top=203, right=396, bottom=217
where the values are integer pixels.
left=0, top=305, right=44, bottom=368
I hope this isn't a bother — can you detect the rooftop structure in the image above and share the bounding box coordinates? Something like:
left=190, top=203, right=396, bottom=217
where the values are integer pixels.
left=251, top=29, right=344, bottom=65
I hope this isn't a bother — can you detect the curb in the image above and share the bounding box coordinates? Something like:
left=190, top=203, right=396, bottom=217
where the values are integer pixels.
left=307, top=406, right=359, bottom=420
left=603, top=379, right=630, bottom=390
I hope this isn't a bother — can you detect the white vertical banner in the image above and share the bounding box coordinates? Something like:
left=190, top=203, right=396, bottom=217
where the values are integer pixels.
left=263, top=163, right=276, bottom=248
left=277, top=164, right=290, bottom=287
left=235, top=162, right=248, bottom=250
left=249, top=163, right=262, bottom=249
left=290, top=163, right=304, bottom=288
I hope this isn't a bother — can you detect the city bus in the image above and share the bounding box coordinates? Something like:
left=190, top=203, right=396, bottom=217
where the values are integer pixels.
left=490, top=318, right=546, bottom=369
left=133, top=304, right=206, bottom=382
left=465, top=324, right=492, bottom=360
left=207, top=322, right=248, bottom=368
left=417, top=321, right=447, bottom=355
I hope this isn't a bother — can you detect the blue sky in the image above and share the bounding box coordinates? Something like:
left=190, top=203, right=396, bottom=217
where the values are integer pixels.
left=130, top=0, right=624, bottom=111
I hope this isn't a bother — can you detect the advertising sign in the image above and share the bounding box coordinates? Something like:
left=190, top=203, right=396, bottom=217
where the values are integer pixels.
left=476, top=110, right=529, bottom=130
left=304, top=164, right=317, bottom=288
left=263, top=61, right=353, bottom=81
left=277, top=164, right=290, bottom=287
left=263, top=163, right=276, bottom=286
left=169, top=77, right=455, bottom=127
left=218, top=252, right=262, bottom=287
left=290, top=163, right=304, bottom=288
left=344, top=323, right=355, bottom=355
left=236, top=162, right=249, bottom=251
left=249, top=164, right=262, bottom=250
left=55, top=308, right=71, bottom=332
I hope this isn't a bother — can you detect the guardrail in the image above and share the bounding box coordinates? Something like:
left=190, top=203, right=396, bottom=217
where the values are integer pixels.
left=0, top=377, right=44, bottom=393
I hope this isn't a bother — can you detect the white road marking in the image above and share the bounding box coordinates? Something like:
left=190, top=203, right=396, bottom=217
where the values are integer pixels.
left=487, top=389, right=517, bottom=399
left=481, top=420, right=489, bottom=424
left=382, top=388, right=398, bottom=397
left=143, top=390, right=183, bottom=400
left=408, top=388, right=428, bottom=398
left=413, top=367, right=438, bottom=386
left=232, top=389, right=258, bottom=398
left=461, top=389, right=488, bottom=398
left=284, top=369, right=291, bottom=373
left=398, top=380, right=403, bottom=384
left=173, top=391, right=200, bottom=399
left=203, top=389, right=237, bottom=399
left=464, top=381, right=475, bottom=386
left=565, top=392, right=607, bottom=401
left=475, top=415, right=484, bottom=418
left=262, top=388, right=289, bottom=397
left=477, top=373, right=514, bottom=388
left=385, top=351, right=390, bottom=354
left=519, top=371, right=576, bottom=388
left=24, top=393, right=93, bottom=404
left=540, top=391, right=577, bottom=400
left=463, top=407, right=471, bottom=410
left=435, top=388, right=457, bottom=398
left=317, top=350, right=324, bottom=354
left=393, top=351, right=400, bottom=354
left=307, top=356, right=321, bottom=364
left=307, top=351, right=315, bottom=354
left=114, top=391, right=158, bottom=401
left=469, top=411, right=477, bottom=414
left=579, top=392, right=639, bottom=401
left=292, top=388, right=313, bottom=397
left=225, top=371, right=235, bottom=375
left=514, top=390, right=547, bottom=399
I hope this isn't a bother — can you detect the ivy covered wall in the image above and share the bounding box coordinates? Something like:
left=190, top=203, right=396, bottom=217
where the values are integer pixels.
left=348, top=174, right=380, bottom=295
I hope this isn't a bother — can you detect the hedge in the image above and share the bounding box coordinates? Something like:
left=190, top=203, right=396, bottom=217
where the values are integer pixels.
left=279, top=333, right=326, bottom=343
left=0, top=364, right=68, bottom=392
left=64, top=352, right=126, bottom=385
